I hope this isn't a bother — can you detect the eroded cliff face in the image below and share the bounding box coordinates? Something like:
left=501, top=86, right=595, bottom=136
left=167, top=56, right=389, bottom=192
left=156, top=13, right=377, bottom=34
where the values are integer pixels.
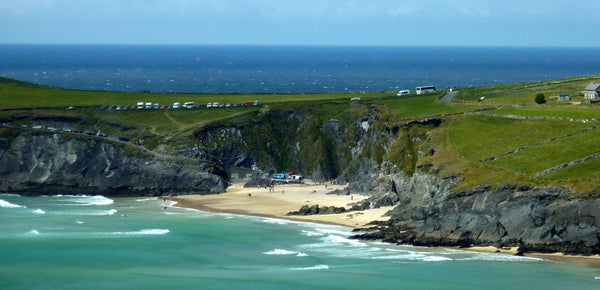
left=0, top=131, right=226, bottom=196
left=191, top=108, right=392, bottom=181
left=355, top=163, right=600, bottom=254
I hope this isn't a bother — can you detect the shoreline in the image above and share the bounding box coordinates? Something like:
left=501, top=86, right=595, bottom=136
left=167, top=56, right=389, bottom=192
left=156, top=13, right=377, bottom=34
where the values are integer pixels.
left=169, top=183, right=392, bottom=228
left=169, top=183, right=600, bottom=268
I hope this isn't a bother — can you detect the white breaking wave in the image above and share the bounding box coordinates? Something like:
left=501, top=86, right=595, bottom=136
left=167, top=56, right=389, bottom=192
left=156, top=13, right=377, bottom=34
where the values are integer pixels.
left=33, top=209, right=46, bottom=214
left=290, top=264, right=329, bottom=271
left=456, top=252, right=542, bottom=262
left=119, top=229, right=170, bottom=235
left=57, top=195, right=114, bottom=206
left=423, top=256, right=453, bottom=262
left=76, top=220, right=84, bottom=224
left=263, top=248, right=308, bottom=257
left=314, top=228, right=353, bottom=236
left=19, top=229, right=169, bottom=238
left=322, top=234, right=367, bottom=247
left=0, top=199, right=24, bottom=208
left=264, top=249, right=297, bottom=255
left=136, top=197, right=158, bottom=202
left=301, top=230, right=325, bottom=237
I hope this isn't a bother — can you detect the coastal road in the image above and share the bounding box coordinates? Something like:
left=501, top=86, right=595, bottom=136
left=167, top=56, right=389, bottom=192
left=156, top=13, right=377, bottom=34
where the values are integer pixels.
left=440, top=91, right=458, bottom=103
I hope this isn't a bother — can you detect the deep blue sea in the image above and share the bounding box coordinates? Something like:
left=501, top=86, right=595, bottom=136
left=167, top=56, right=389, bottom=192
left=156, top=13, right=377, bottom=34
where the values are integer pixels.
left=1, top=195, right=599, bottom=289
left=1, top=45, right=600, bottom=93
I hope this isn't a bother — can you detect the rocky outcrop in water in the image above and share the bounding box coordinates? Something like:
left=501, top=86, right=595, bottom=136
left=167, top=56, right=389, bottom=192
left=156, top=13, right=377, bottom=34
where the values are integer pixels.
left=0, top=131, right=226, bottom=196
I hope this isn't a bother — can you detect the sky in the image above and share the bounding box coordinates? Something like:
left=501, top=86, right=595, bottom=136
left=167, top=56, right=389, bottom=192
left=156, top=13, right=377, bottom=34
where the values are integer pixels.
left=1, top=0, right=598, bottom=46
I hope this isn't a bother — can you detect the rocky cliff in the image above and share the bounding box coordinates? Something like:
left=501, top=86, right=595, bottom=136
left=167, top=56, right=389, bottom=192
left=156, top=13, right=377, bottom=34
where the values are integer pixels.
left=0, top=130, right=226, bottom=196
left=353, top=164, right=600, bottom=254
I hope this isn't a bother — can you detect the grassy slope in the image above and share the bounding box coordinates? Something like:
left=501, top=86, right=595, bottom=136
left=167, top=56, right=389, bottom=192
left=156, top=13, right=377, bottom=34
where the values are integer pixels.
left=4, top=76, right=600, bottom=193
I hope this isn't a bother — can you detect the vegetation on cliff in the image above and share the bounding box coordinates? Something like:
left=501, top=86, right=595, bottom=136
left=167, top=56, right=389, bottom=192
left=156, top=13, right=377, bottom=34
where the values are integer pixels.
left=3, top=74, right=600, bottom=195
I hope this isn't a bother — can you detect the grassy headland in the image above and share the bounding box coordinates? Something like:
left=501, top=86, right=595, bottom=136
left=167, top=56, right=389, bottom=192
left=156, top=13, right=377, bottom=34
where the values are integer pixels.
left=3, top=74, right=600, bottom=194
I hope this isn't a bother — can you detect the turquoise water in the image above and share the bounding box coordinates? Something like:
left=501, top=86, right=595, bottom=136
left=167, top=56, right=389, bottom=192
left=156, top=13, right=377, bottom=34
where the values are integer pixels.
left=1, top=194, right=599, bottom=289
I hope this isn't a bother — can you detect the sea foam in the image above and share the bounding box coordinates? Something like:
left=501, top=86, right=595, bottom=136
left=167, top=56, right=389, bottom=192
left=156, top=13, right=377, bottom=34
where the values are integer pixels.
left=58, top=195, right=114, bottom=206
left=0, top=199, right=24, bottom=208
left=33, top=209, right=46, bottom=214
left=263, top=248, right=308, bottom=257
left=94, top=229, right=170, bottom=237
left=290, top=264, right=329, bottom=271
left=136, top=197, right=158, bottom=202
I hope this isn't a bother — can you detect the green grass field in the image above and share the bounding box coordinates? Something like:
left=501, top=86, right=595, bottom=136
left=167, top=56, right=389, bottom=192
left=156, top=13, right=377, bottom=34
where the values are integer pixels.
left=450, top=115, right=595, bottom=161
left=489, top=129, right=600, bottom=175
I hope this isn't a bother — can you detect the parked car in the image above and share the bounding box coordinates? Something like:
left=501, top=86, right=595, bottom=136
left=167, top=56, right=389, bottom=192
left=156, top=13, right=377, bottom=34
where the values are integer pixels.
left=66, top=106, right=75, bottom=110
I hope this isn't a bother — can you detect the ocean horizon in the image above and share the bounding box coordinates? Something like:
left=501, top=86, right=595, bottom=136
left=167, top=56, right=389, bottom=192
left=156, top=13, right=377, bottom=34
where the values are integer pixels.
left=1, top=44, right=599, bottom=94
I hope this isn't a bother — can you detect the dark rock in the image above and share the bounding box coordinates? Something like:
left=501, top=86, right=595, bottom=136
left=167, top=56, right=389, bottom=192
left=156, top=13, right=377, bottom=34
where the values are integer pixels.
left=0, top=132, right=226, bottom=196
left=287, top=204, right=347, bottom=216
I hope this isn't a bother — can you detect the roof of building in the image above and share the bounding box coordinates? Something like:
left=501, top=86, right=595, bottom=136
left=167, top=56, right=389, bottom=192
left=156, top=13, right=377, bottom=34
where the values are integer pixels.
left=584, top=82, right=600, bottom=91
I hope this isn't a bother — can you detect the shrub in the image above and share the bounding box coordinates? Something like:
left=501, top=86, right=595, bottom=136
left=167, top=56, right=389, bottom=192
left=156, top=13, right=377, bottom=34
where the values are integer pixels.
left=535, top=93, right=546, bottom=104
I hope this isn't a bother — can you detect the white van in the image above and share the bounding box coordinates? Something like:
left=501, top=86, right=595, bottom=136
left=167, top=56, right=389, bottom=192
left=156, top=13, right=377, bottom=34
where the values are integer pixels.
left=137, top=102, right=144, bottom=109
left=145, top=102, right=152, bottom=109
left=212, top=102, right=219, bottom=107
left=397, top=90, right=410, bottom=96
left=184, top=102, right=195, bottom=109
left=173, top=102, right=181, bottom=109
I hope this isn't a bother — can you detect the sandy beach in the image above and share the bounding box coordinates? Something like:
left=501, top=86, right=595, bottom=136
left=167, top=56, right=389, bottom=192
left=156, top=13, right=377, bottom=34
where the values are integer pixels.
left=459, top=246, right=600, bottom=268
left=171, top=182, right=392, bottom=228
left=171, top=182, right=600, bottom=268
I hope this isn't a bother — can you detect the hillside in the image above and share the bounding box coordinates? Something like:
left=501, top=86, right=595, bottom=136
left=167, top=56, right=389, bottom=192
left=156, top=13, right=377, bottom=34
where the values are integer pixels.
left=3, top=75, right=600, bottom=193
